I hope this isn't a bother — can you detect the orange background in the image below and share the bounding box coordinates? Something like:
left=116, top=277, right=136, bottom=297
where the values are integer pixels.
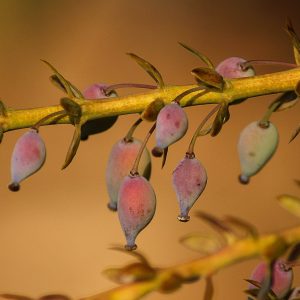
left=0, top=1, right=299, bottom=299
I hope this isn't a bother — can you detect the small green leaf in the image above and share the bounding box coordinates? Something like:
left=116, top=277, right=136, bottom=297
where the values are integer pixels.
left=210, top=102, right=230, bottom=137
left=103, top=263, right=156, bottom=284
left=50, top=75, right=84, bottom=99
left=277, top=194, right=300, bottom=217
left=191, top=67, right=225, bottom=91
left=141, top=98, right=165, bottom=121
left=127, top=53, right=165, bottom=88
left=271, top=91, right=298, bottom=112
left=43, top=60, right=83, bottom=99
left=61, top=123, right=81, bottom=169
left=179, top=232, right=222, bottom=254
left=0, top=100, right=8, bottom=117
left=178, top=42, right=214, bottom=69
left=109, top=246, right=150, bottom=265
left=161, top=147, right=168, bottom=169
left=286, top=19, right=300, bottom=66
left=0, top=127, right=4, bottom=143
left=60, top=98, right=82, bottom=124
left=195, top=211, right=237, bottom=245
left=289, top=125, right=300, bottom=143
left=224, top=215, right=258, bottom=239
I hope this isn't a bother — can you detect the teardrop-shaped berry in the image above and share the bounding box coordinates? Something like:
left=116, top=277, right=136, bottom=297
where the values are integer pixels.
left=152, top=102, right=188, bottom=157
left=9, top=129, right=46, bottom=191
left=248, top=259, right=293, bottom=299
left=106, top=138, right=151, bottom=211
left=216, top=57, right=255, bottom=79
left=118, top=174, right=156, bottom=250
left=81, top=84, right=118, bottom=140
left=237, top=121, right=279, bottom=184
left=172, top=155, right=207, bottom=222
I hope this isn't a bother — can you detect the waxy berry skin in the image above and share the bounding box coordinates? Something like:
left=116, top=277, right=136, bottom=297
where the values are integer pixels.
left=105, top=138, right=151, bottom=211
left=237, top=121, right=279, bottom=184
left=117, top=175, right=156, bottom=250
left=9, top=129, right=46, bottom=191
left=172, top=156, right=207, bottom=222
left=153, top=102, right=188, bottom=156
left=249, top=259, right=293, bottom=299
left=216, top=57, right=255, bottom=79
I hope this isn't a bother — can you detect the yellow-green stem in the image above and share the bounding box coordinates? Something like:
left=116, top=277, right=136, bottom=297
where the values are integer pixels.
left=82, top=224, right=300, bottom=300
left=1, top=68, right=300, bottom=133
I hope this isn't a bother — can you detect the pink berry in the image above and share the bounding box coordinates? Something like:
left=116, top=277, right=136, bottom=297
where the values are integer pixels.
left=118, top=174, right=156, bottom=250
left=172, top=155, right=207, bottom=222
left=249, top=259, right=293, bottom=299
left=152, top=102, right=188, bottom=157
left=106, top=138, right=151, bottom=211
left=81, top=84, right=118, bottom=140
left=215, top=57, right=255, bottom=79
left=9, top=129, right=46, bottom=191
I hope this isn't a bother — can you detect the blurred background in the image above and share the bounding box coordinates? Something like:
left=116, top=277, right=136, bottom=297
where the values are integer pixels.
left=0, top=0, right=299, bottom=299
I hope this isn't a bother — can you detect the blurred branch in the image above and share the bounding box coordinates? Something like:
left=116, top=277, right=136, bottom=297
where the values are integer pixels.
left=1, top=68, right=300, bottom=132
left=82, top=224, right=300, bottom=300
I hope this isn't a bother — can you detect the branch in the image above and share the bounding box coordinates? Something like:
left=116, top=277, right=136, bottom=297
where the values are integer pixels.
left=1, top=68, right=300, bottom=132
left=82, top=224, right=300, bottom=300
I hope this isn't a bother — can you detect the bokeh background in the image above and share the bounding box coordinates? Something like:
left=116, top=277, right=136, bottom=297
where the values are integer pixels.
left=0, top=0, right=299, bottom=299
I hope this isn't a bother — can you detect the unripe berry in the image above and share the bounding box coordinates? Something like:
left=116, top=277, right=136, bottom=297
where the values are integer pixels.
left=9, top=129, right=46, bottom=191
left=118, top=174, right=156, bottom=250
left=215, top=57, right=255, bottom=79
left=172, top=155, right=207, bottom=222
left=152, top=102, right=188, bottom=157
left=106, top=138, right=151, bottom=211
left=249, top=259, right=293, bottom=299
left=81, top=84, right=117, bottom=140
left=237, top=121, right=279, bottom=184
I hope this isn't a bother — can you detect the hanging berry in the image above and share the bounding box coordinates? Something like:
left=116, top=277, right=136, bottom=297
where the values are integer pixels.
left=9, top=129, right=46, bottom=191
left=152, top=102, right=188, bottom=157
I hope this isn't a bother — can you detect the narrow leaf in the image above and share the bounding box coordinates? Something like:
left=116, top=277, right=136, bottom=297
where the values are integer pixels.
left=161, top=147, right=168, bottom=169
left=286, top=19, right=300, bottom=65
left=109, top=246, right=150, bottom=265
left=127, top=53, right=164, bottom=88
left=191, top=67, right=225, bottom=91
left=178, top=42, right=214, bottom=69
left=60, top=98, right=82, bottom=124
left=42, top=60, right=75, bottom=97
left=103, top=263, right=156, bottom=284
left=287, top=242, right=300, bottom=262
left=195, top=211, right=237, bottom=245
left=197, top=124, right=212, bottom=136
left=277, top=194, right=300, bottom=217
left=224, top=215, right=258, bottom=239
left=289, top=125, right=300, bottom=143
left=50, top=75, right=84, bottom=99
left=179, top=232, right=222, bottom=254
left=271, top=91, right=298, bottom=112
left=0, top=100, right=8, bottom=117
left=62, top=124, right=81, bottom=169
left=204, top=277, right=214, bottom=300
left=210, top=102, right=229, bottom=137
left=141, top=98, right=165, bottom=122
left=0, top=127, right=4, bottom=143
